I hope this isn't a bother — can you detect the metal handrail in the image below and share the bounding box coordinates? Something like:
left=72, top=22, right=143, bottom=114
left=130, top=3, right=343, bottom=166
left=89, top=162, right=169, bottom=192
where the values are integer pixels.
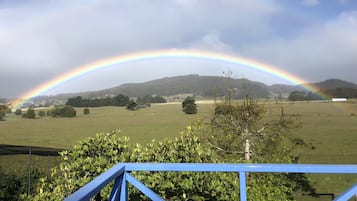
left=64, top=163, right=357, bottom=201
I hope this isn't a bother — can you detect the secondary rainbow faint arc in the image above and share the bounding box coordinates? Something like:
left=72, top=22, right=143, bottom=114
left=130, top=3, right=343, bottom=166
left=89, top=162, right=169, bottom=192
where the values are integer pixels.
left=11, top=49, right=324, bottom=108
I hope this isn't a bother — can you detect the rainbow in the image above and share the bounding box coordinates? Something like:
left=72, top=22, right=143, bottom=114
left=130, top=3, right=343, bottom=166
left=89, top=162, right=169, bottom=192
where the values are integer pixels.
left=11, top=49, right=326, bottom=108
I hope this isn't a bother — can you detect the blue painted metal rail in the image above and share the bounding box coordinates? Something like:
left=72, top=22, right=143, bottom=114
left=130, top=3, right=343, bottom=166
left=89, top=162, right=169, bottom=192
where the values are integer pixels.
left=64, top=163, right=357, bottom=201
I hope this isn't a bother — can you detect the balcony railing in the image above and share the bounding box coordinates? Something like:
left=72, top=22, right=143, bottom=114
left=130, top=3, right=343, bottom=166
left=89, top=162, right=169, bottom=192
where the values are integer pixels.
left=64, top=163, right=357, bottom=201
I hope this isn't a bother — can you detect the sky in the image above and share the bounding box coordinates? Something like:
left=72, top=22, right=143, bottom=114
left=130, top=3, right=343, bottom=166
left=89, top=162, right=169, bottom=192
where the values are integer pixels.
left=0, top=0, right=356, bottom=98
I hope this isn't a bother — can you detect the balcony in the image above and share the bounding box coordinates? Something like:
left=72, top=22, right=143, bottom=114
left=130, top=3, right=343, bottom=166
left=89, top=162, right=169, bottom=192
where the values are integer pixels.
left=65, top=163, right=357, bottom=201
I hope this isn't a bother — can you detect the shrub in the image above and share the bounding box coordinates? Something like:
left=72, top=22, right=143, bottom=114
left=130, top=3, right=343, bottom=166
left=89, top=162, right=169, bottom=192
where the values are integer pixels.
left=83, top=108, right=90, bottom=115
left=38, top=110, right=46, bottom=117
left=182, top=96, right=197, bottom=114
left=126, top=100, right=137, bottom=111
left=15, top=109, right=22, bottom=115
left=22, top=108, right=36, bottom=119
left=50, top=106, right=76, bottom=118
left=32, top=124, right=302, bottom=201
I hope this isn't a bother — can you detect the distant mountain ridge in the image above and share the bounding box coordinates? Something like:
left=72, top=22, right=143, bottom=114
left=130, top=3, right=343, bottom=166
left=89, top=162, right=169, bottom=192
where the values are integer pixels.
left=25, top=76, right=357, bottom=105
left=310, top=79, right=357, bottom=90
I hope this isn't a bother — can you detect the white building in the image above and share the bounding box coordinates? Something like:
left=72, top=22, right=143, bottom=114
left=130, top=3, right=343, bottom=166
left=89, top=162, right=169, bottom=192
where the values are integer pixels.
left=331, top=98, right=347, bottom=102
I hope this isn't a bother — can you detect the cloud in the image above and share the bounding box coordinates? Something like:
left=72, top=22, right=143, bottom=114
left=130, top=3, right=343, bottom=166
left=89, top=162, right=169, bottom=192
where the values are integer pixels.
left=242, top=11, right=357, bottom=83
left=0, top=0, right=356, bottom=97
left=189, top=33, right=234, bottom=53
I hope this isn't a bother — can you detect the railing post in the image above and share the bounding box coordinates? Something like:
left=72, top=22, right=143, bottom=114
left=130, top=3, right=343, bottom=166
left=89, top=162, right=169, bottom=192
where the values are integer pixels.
left=109, top=175, right=123, bottom=201
left=120, top=172, right=128, bottom=201
left=239, top=172, right=247, bottom=201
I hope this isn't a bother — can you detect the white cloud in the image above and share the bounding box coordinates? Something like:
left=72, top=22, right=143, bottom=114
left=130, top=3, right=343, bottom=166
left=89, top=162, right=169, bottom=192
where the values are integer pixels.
left=0, top=0, right=356, bottom=97
left=189, top=32, right=234, bottom=53
left=242, top=11, right=357, bottom=83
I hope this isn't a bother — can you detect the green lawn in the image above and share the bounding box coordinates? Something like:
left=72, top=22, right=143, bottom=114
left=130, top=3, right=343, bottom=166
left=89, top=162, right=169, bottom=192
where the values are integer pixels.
left=1, top=100, right=357, bottom=200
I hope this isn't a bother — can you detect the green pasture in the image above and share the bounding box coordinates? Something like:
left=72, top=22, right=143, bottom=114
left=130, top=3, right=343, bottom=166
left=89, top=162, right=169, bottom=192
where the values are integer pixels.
left=0, top=103, right=214, bottom=148
left=1, top=101, right=357, bottom=200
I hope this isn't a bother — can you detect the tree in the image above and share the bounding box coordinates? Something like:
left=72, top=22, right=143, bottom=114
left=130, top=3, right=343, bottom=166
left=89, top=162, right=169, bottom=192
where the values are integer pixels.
left=203, top=98, right=315, bottom=198
left=15, top=109, right=22, bottom=115
left=83, top=108, right=90, bottom=115
left=288, top=91, right=307, bottom=101
left=22, top=108, right=36, bottom=119
left=182, top=96, right=197, bottom=114
left=137, top=95, right=167, bottom=104
left=49, top=106, right=76, bottom=118
left=0, top=111, right=4, bottom=121
left=112, top=94, right=130, bottom=106
left=126, top=100, right=137, bottom=110
left=66, top=96, right=83, bottom=107
left=38, top=110, right=46, bottom=117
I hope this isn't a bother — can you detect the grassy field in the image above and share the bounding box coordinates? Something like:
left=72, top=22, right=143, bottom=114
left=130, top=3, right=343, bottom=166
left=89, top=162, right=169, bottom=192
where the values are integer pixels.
left=1, top=100, right=357, bottom=200
left=0, top=103, right=214, bottom=148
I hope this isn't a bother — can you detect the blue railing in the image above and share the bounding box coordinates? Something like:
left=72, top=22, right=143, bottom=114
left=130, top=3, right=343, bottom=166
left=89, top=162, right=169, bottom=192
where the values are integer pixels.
left=64, top=163, right=357, bottom=201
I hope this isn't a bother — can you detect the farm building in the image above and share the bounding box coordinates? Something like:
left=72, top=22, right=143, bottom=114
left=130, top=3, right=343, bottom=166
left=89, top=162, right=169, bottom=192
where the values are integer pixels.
left=331, top=98, right=347, bottom=102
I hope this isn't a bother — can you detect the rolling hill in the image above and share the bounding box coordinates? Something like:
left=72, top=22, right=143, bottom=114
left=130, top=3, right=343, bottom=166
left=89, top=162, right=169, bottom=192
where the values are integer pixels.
left=24, top=76, right=357, bottom=106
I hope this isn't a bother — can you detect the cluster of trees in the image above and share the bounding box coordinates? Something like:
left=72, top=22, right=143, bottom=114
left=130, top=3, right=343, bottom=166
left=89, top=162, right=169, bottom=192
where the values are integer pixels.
left=47, top=106, right=76, bottom=118
left=323, top=88, right=357, bottom=99
left=136, top=95, right=167, bottom=104
left=288, top=91, right=322, bottom=101
left=66, top=95, right=130, bottom=107
left=288, top=88, right=357, bottom=101
left=182, top=96, right=197, bottom=114
left=22, top=108, right=36, bottom=119
left=66, top=94, right=167, bottom=108
left=31, top=99, right=314, bottom=200
left=21, top=106, right=77, bottom=119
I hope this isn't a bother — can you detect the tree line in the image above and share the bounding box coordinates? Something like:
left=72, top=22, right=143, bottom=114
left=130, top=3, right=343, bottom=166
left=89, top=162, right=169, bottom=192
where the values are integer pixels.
left=288, top=87, right=357, bottom=101
left=66, top=94, right=166, bottom=107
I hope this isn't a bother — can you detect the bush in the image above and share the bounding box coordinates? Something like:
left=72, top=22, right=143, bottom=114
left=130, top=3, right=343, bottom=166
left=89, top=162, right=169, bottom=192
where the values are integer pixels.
left=31, top=123, right=303, bottom=201
left=83, top=108, right=90, bottom=115
left=15, top=109, right=22, bottom=115
left=22, top=108, right=36, bottom=119
left=0, top=105, right=8, bottom=120
left=126, top=100, right=137, bottom=111
left=38, top=110, right=46, bottom=117
left=182, top=96, right=197, bottom=114
left=50, top=106, right=76, bottom=118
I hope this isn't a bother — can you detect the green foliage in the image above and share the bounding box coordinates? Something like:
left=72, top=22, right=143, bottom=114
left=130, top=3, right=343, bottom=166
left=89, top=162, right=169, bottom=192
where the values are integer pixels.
left=205, top=99, right=315, bottom=198
left=15, top=109, right=22, bottom=115
left=49, top=106, right=76, bottom=118
left=38, top=110, right=46, bottom=117
left=22, top=108, right=36, bottom=119
left=31, top=123, right=311, bottom=201
left=137, top=95, right=167, bottom=104
left=126, top=100, right=137, bottom=110
left=0, top=111, right=4, bottom=121
left=0, top=166, right=42, bottom=201
left=32, top=128, right=237, bottom=200
left=83, top=108, right=90, bottom=115
left=182, top=96, right=197, bottom=114
left=0, top=167, right=22, bottom=200
left=66, top=94, right=130, bottom=107
left=288, top=91, right=322, bottom=101
left=0, top=105, right=8, bottom=121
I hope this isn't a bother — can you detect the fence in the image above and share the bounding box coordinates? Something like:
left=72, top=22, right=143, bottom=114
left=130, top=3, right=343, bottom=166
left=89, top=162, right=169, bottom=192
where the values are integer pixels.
left=64, top=163, right=357, bottom=201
